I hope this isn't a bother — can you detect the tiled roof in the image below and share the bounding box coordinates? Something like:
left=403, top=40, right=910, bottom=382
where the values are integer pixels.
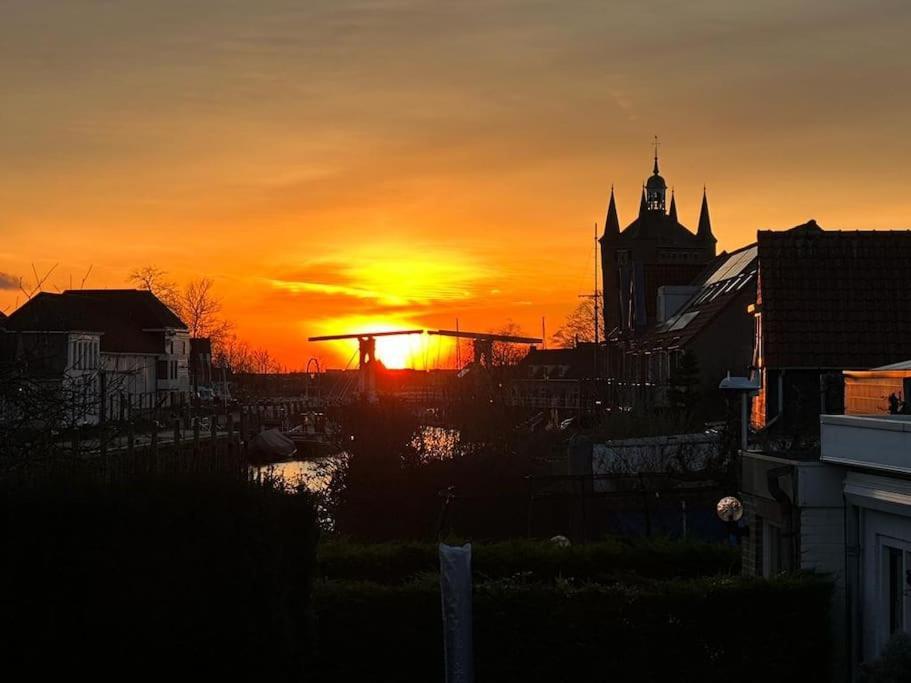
left=758, top=222, right=911, bottom=369
left=5, top=289, right=187, bottom=354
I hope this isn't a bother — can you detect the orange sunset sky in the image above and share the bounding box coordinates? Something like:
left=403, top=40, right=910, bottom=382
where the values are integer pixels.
left=3, top=1, right=911, bottom=369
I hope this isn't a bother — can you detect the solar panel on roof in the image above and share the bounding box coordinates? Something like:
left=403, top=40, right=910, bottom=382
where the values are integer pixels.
left=705, top=246, right=757, bottom=285
left=669, top=310, right=700, bottom=330
left=736, top=271, right=755, bottom=290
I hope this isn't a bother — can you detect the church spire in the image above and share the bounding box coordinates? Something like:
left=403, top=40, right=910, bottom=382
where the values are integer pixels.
left=603, top=185, right=620, bottom=239
left=652, top=135, right=660, bottom=175
left=697, top=186, right=715, bottom=241
left=668, top=188, right=677, bottom=222
left=638, top=185, right=647, bottom=218
left=644, top=137, right=667, bottom=213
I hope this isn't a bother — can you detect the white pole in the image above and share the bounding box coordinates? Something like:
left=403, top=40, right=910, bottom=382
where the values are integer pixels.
left=440, top=543, right=474, bottom=683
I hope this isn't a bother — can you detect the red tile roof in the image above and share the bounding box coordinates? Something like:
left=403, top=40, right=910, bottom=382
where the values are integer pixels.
left=758, top=222, right=911, bottom=369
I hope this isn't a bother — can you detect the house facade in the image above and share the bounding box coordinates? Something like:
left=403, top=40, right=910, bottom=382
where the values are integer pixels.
left=741, top=411, right=911, bottom=680
left=3, top=289, right=190, bottom=421
left=0, top=329, right=103, bottom=426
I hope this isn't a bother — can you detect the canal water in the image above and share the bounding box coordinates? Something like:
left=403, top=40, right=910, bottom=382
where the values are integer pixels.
left=254, top=425, right=462, bottom=493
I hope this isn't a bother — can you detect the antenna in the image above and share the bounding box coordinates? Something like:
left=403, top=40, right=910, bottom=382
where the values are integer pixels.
left=653, top=135, right=660, bottom=174
left=578, top=222, right=602, bottom=377
left=455, top=318, right=461, bottom=369
left=594, top=222, right=599, bottom=350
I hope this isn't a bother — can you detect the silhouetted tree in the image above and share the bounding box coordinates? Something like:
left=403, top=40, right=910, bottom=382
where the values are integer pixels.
left=490, top=321, right=531, bottom=367
left=131, top=265, right=233, bottom=356
left=129, top=265, right=181, bottom=313
left=552, top=298, right=605, bottom=348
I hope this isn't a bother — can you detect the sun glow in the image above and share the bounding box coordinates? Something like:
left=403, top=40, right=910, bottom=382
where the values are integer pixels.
left=310, top=317, right=456, bottom=370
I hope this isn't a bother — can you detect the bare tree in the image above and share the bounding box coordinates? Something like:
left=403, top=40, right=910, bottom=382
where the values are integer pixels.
left=251, top=347, right=280, bottom=374
left=129, top=266, right=181, bottom=313
left=15, top=263, right=58, bottom=302
left=130, top=267, right=231, bottom=350
left=0, top=334, right=135, bottom=464
left=489, top=322, right=530, bottom=368
left=551, top=298, right=606, bottom=348
left=179, top=278, right=231, bottom=342
left=215, top=333, right=254, bottom=373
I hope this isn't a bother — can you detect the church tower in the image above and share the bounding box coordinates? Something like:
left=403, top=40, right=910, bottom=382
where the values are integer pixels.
left=645, top=149, right=666, bottom=213
left=600, top=141, right=716, bottom=335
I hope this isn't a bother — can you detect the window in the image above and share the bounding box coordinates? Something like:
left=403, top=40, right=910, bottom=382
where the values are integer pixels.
left=881, top=543, right=911, bottom=641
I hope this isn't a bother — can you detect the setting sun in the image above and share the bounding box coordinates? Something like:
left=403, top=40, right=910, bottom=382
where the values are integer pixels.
left=307, top=318, right=457, bottom=370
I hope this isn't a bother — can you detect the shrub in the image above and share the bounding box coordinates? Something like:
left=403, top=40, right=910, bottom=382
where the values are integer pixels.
left=860, top=631, right=911, bottom=682
left=317, top=536, right=740, bottom=584
left=0, top=469, right=319, bottom=681
left=309, top=574, right=832, bottom=682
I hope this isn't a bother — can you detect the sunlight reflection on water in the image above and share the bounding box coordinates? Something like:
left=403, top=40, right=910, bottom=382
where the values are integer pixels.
left=253, top=426, right=461, bottom=493
left=254, top=454, right=348, bottom=493
left=410, top=426, right=461, bottom=462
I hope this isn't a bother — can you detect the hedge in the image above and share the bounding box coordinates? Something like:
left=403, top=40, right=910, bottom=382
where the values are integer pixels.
left=318, top=536, right=740, bottom=584
left=309, top=574, right=832, bottom=682
left=0, top=470, right=319, bottom=681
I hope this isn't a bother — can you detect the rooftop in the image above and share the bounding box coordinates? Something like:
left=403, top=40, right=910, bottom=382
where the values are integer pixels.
left=820, top=414, right=911, bottom=474
left=758, top=222, right=911, bottom=369
left=633, top=243, right=757, bottom=351
left=4, top=289, right=187, bottom=354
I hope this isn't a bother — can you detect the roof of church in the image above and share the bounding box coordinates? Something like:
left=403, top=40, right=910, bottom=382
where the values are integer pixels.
left=619, top=210, right=708, bottom=246
left=646, top=173, right=666, bottom=189
left=757, top=221, right=911, bottom=369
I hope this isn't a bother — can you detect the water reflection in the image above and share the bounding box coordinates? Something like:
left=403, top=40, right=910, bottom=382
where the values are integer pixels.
left=410, top=426, right=461, bottom=462
left=254, top=453, right=348, bottom=493
left=253, top=425, right=461, bottom=492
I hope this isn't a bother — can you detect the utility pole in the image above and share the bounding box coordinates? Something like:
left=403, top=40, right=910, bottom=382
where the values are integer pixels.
left=594, top=222, right=600, bottom=351
left=578, top=223, right=602, bottom=379
left=455, top=318, right=461, bottom=369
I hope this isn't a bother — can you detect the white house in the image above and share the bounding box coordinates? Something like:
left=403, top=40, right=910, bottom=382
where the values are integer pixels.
left=3, top=289, right=190, bottom=422
left=820, top=413, right=911, bottom=671
left=741, top=411, right=911, bottom=680
left=0, top=329, right=103, bottom=426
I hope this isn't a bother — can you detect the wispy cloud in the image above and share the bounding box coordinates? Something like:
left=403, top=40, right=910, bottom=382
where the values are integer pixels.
left=0, top=272, right=19, bottom=290
left=268, top=247, right=494, bottom=310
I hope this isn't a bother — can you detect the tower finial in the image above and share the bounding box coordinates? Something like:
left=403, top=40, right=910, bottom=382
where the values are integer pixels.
left=653, top=135, right=660, bottom=175
left=697, top=186, right=715, bottom=243
left=604, top=185, right=620, bottom=238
